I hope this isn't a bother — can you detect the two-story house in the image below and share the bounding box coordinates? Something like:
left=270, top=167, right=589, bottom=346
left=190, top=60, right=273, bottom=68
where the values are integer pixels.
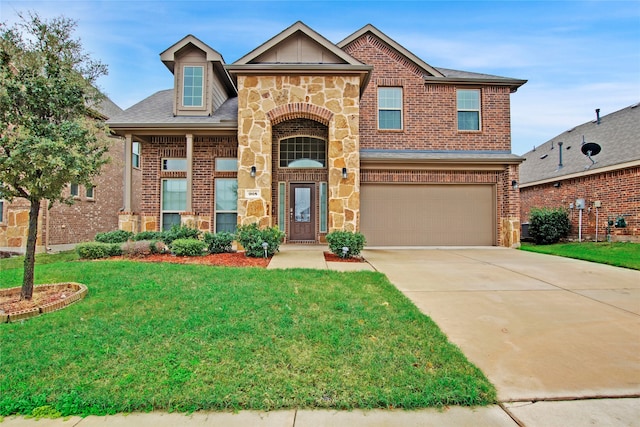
left=108, top=22, right=526, bottom=247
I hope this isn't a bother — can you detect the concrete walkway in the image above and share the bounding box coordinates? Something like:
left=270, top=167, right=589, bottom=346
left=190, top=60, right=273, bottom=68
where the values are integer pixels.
left=4, top=246, right=639, bottom=426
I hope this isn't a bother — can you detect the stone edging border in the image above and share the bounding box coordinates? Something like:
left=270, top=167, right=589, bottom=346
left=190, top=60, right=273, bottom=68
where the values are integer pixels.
left=1, top=282, right=88, bottom=323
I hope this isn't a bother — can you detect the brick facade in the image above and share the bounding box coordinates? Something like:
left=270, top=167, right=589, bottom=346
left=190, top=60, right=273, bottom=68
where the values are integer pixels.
left=342, top=35, right=512, bottom=151
left=521, top=166, right=640, bottom=242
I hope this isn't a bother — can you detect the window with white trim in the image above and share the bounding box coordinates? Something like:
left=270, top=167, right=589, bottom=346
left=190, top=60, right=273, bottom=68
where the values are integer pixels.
left=457, top=89, right=481, bottom=131
left=215, top=178, right=237, bottom=233
left=378, top=87, right=403, bottom=130
left=161, top=179, right=186, bottom=231
left=70, top=183, right=79, bottom=197
left=183, top=66, right=204, bottom=107
left=132, top=142, right=140, bottom=168
left=86, top=186, right=95, bottom=199
left=0, top=199, right=4, bottom=223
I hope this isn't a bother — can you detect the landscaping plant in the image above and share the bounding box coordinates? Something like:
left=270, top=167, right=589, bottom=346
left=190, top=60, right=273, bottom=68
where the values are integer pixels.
left=326, top=230, right=366, bottom=258
left=203, top=232, right=235, bottom=254
left=170, top=238, right=207, bottom=257
left=94, top=230, right=133, bottom=244
left=161, top=224, right=201, bottom=245
left=527, top=207, right=571, bottom=245
left=236, top=223, right=285, bottom=257
left=76, top=242, right=122, bottom=259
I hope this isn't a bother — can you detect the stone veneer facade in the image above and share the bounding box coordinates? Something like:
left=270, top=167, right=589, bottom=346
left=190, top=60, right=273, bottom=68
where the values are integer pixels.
left=236, top=75, right=361, bottom=234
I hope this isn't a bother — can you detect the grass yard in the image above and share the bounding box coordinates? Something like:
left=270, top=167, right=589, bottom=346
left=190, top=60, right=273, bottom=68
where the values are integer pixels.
left=520, top=241, right=640, bottom=270
left=0, top=258, right=495, bottom=417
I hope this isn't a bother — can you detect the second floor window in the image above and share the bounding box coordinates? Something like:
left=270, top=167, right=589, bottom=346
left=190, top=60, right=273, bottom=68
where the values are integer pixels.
left=183, top=66, right=203, bottom=107
left=378, top=87, right=403, bottom=130
left=457, top=89, right=481, bottom=131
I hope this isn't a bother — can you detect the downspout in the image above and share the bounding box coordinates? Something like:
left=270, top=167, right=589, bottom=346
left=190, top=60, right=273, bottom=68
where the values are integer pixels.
left=45, top=200, right=50, bottom=251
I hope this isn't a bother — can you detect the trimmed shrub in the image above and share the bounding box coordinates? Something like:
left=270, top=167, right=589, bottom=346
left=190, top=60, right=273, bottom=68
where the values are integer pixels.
left=120, top=240, right=168, bottom=256
left=133, top=231, right=163, bottom=241
left=203, top=232, right=235, bottom=254
left=236, top=223, right=285, bottom=258
left=326, top=231, right=366, bottom=258
left=171, top=238, right=206, bottom=257
left=95, top=230, right=133, bottom=244
left=162, top=224, right=201, bottom=245
left=76, top=242, right=122, bottom=259
left=528, top=207, right=571, bottom=245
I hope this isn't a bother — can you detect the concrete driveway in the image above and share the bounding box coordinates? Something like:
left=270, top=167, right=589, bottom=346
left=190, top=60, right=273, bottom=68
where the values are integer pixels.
left=363, top=248, right=640, bottom=402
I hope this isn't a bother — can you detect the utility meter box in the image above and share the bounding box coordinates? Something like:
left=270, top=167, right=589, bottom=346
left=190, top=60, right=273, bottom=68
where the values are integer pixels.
left=594, top=200, right=602, bottom=208
left=575, top=199, right=586, bottom=210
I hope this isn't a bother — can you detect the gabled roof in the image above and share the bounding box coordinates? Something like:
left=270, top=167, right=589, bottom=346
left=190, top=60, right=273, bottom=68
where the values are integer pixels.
left=160, top=34, right=225, bottom=72
left=519, top=103, right=640, bottom=186
left=227, top=21, right=372, bottom=96
left=338, top=24, right=445, bottom=78
left=233, top=21, right=364, bottom=66
left=159, top=34, right=236, bottom=96
left=338, top=24, right=526, bottom=92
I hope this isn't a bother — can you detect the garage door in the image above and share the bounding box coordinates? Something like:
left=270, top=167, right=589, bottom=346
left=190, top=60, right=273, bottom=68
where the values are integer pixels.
left=360, top=184, right=495, bottom=246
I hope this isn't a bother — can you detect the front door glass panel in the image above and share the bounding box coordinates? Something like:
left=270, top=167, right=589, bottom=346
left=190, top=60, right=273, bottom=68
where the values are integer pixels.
left=294, top=187, right=311, bottom=222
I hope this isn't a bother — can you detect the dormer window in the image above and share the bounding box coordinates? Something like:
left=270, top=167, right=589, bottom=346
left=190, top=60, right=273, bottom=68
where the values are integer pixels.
left=182, top=66, right=203, bottom=107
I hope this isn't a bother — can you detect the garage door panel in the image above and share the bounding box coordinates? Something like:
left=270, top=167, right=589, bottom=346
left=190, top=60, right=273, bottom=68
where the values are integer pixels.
left=360, top=184, right=495, bottom=246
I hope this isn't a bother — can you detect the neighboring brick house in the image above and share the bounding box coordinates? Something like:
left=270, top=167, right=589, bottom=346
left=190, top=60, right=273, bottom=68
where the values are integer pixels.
left=519, top=103, right=639, bottom=242
left=108, top=22, right=526, bottom=246
left=0, top=97, right=141, bottom=252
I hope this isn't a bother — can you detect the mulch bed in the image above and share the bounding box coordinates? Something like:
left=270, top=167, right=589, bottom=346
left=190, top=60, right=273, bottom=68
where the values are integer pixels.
left=112, top=252, right=271, bottom=268
left=323, top=251, right=365, bottom=263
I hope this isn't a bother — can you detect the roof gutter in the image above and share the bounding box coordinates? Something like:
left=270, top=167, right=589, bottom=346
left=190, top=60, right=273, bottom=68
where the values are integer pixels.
left=423, top=76, right=527, bottom=93
left=519, top=159, right=640, bottom=188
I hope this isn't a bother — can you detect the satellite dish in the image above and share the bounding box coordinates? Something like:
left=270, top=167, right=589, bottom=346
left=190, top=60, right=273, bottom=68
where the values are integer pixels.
left=581, top=141, right=601, bottom=168
left=581, top=142, right=601, bottom=156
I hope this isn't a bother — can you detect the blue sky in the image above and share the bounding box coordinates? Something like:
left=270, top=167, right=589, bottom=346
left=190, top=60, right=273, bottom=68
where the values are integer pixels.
left=2, top=0, right=639, bottom=155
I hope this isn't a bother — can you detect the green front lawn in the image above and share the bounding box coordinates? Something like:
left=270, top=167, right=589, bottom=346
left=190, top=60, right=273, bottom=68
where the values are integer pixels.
left=0, top=259, right=495, bottom=417
left=520, top=242, right=640, bottom=270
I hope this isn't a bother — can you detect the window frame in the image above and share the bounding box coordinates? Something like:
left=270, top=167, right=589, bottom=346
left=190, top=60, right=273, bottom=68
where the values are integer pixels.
left=85, top=186, right=95, bottom=200
left=70, top=183, right=79, bottom=198
left=0, top=199, right=4, bottom=224
left=215, top=158, right=238, bottom=172
left=161, top=179, right=187, bottom=231
left=457, top=88, right=482, bottom=131
left=162, top=158, right=188, bottom=172
left=182, top=65, right=204, bottom=108
left=132, top=142, right=140, bottom=169
left=279, top=136, right=327, bottom=169
left=377, top=87, right=403, bottom=130
left=214, top=178, right=238, bottom=233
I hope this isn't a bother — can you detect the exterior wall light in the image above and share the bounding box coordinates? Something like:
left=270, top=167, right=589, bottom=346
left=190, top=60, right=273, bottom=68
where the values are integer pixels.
left=342, top=167, right=348, bottom=179
left=511, top=180, right=518, bottom=190
left=250, top=166, right=256, bottom=178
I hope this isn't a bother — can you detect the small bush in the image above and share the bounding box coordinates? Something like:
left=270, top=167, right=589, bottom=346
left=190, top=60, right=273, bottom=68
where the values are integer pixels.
left=133, top=231, right=163, bottom=241
left=326, top=231, right=366, bottom=258
left=171, top=238, right=206, bottom=257
left=528, top=207, right=571, bottom=245
left=203, top=232, right=235, bottom=254
left=95, top=230, right=133, bottom=244
left=162, top=224, right=201, bottom=245
left=120, top=240, right=168, bottom=257
left=76, top=242, right=122, bottom=259
left=149, top=240, right=168, bottom=254
left=236, top=223, right=285, bottom=258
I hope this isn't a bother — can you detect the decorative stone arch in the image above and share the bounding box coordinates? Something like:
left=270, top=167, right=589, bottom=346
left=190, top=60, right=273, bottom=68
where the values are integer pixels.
left=267, top=103, right=334, bottom=127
